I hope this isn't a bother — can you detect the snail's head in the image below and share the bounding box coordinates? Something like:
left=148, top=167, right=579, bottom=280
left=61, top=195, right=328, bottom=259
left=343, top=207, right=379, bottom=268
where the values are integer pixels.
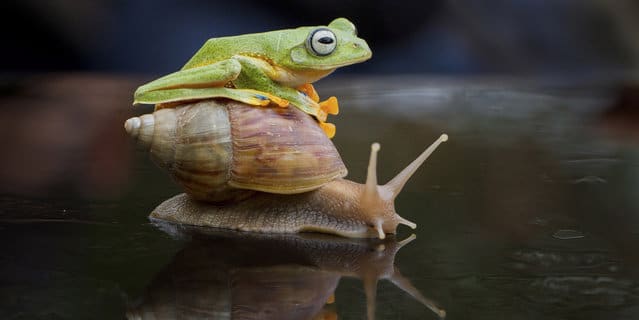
left=358, top=134, right=448, bottom=239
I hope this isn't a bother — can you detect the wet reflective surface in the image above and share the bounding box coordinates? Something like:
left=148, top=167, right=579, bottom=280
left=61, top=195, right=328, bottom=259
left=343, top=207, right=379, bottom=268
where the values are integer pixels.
left=125, top=227, right=442, bottom=320
left=1, top=74, right=639, bottom=319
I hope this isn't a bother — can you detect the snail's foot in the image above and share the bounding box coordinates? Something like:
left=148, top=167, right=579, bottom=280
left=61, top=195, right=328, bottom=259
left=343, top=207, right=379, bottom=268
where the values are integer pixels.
left=319, top=96, right=339, bottom=115
left=319, top=122, right=336, bottom=139
left=297, top=83, right=320, bottom=103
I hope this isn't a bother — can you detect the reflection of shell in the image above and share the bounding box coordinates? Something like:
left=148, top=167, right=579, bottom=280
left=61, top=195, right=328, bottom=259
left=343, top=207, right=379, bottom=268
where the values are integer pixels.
left=230, top=267, right=339, bottom=320
left=125, top=234, right=341, bottom=320
left=124, top=100, right=347, bottom=202
left=126, top=229, right=445, bottom=320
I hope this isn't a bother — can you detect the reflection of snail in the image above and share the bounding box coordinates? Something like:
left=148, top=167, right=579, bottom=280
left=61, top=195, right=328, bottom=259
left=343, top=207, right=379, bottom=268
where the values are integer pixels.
left=124, top=99, right=447, bottom=238
left=125, top=226, right=446, bottom=320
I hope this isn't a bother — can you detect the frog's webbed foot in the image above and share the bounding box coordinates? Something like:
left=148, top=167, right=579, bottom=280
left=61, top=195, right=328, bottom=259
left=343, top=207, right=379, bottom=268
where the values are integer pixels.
left=319, top=122, right=336, bottom=138
left=296, top=84, right=340, bottom=139
left=317, top=95, right=339, bottom=139
left=319, top=96, right=339, bottom=115
left=315, top=107, right=336, bottom=139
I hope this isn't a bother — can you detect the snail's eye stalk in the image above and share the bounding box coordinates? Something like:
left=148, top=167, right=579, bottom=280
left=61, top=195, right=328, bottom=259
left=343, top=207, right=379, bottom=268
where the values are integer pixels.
left=384, top=134, right=448, bottom=199
left=387, top=134, right=449, bottom=236
left=361, top=142, right=381, bottom=205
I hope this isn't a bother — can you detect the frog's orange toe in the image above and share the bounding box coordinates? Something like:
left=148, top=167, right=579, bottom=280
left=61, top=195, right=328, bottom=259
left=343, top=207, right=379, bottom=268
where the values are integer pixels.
left=319, top=96, right=339, bottom=115
left=319, top=122, right=336, bottom=139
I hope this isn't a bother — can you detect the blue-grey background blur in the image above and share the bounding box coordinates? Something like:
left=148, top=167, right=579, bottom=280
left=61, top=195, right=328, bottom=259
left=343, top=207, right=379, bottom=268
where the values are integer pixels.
left=3, top=0, right=639, bottom=75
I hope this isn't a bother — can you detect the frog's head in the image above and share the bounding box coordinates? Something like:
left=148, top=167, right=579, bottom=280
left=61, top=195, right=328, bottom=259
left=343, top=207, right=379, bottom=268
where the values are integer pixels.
left=283, top=18, right=372, bottom=71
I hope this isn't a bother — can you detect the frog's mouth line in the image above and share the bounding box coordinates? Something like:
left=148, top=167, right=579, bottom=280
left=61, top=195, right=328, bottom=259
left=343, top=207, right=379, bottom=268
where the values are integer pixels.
left=274, top=68, right=336, bottom=87
left=299, top=53, right=373, bottom=71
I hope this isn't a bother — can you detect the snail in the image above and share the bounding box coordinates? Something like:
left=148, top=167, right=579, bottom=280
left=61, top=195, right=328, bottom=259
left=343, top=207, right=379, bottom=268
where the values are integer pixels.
left=126, top=227, right=446, bottom=320
left=124, top=99, right=448, bottom=239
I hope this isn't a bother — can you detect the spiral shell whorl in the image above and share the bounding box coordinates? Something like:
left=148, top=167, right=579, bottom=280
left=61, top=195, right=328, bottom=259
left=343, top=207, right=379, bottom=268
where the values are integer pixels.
left=125, top=99, right=347, bottom=202
left=124, top=114, right=155, bottom=148
left=126, top=101, right=246, bottom=202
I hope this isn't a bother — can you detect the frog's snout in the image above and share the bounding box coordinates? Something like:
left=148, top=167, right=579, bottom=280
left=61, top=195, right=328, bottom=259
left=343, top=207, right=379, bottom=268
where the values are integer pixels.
left=354, top=39, right=372, bottom=60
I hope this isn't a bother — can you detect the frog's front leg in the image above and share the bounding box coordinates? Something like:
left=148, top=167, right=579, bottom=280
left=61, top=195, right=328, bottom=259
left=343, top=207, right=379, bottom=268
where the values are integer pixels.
left=232, top=55, right=324, bottom=119
left=232, top=55, right=339, bottom=138
left=133, top=59, right=242, bottom=105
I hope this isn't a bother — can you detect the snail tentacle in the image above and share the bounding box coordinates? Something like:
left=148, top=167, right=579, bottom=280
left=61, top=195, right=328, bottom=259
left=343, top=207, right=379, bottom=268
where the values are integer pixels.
left=361, top=142, right=381, bottom=206
left=363, top=274, right=379, bottom=320
left=384, top=134, right=448, bottom=199
left=396, top=216, right=417, bottom=229
left=389, top=268, right=447, bottom=318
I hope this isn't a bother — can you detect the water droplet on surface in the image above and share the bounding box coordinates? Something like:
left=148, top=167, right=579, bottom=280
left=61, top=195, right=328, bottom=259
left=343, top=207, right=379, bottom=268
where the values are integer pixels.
left=553, top=229, right=585, bottom=240
left=571, top=176, right=607, bottom=184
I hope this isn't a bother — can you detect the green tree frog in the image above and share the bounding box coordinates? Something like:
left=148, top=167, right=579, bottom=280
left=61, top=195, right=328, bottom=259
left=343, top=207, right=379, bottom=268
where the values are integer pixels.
left=133, top=17, right=372, bottom=138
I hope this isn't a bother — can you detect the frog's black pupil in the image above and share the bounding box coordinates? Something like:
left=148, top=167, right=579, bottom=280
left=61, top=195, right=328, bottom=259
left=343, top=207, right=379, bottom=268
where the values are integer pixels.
left=318, top=37, right=334, bottom=44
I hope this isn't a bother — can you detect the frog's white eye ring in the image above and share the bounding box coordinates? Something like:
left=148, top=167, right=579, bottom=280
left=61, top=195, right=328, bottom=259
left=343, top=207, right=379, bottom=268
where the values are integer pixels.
left=307, top=28, right=337, bottom=56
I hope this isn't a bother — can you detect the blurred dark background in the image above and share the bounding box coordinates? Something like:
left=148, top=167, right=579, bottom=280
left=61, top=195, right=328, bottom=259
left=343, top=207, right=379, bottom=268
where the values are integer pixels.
left=3, top=0, right=639, bottom=76
left=3, top=3, right=639, bottom=319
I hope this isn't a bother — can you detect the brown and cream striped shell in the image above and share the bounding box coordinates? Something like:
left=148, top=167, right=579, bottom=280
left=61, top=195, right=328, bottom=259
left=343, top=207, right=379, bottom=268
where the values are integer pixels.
left=124, top=100, right=347, bottom=202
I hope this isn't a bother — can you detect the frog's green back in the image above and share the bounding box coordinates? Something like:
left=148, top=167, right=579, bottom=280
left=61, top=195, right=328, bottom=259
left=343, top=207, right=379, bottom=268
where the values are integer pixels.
left=180, top=18, right=371, bottom=73
left=180, top=27, right=311, bottom=70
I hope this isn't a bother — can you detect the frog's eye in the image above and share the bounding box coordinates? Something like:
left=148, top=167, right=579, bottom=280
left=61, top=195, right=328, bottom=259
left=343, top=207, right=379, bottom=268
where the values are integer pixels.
left=307, top=28, right=337, bottom=56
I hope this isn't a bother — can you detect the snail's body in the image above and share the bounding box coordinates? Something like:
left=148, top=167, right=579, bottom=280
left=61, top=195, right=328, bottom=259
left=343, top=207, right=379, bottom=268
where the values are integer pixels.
left=125, top=99, right=448, bottom=239
left=153, top=180, right=382, bottom=238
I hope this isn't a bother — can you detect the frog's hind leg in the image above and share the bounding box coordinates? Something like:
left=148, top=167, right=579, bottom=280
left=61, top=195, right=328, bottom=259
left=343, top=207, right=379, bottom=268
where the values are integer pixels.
left=296, top=83, right=339, bottom=138
left=133, top=59, right=242, bottom=105
left=136, top=87, right=289, bottom=108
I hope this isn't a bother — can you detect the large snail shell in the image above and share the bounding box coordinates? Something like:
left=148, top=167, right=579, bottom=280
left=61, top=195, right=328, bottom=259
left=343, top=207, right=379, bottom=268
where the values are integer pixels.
left=125, top=100, right=347, bottom=202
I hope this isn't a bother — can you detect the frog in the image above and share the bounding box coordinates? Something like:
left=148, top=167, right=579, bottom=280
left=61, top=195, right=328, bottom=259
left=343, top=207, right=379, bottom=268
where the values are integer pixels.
left=133, top=17, right=372, bottom=138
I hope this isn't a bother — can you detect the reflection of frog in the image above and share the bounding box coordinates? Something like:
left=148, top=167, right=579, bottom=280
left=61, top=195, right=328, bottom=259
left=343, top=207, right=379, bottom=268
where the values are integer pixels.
left=126, top=228, right=445, bottom=320
left=133, top=18, right=372, bottom=138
